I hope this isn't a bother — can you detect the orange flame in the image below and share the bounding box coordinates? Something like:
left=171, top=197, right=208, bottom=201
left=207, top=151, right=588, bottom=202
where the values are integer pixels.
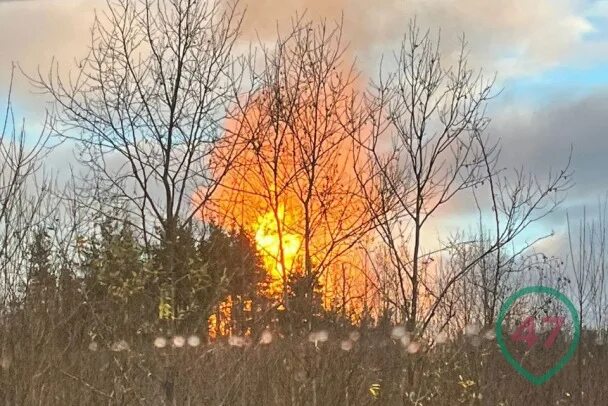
left=254, top=204, right=301, bottom=294
left=202, top=61, right=376, bottom=319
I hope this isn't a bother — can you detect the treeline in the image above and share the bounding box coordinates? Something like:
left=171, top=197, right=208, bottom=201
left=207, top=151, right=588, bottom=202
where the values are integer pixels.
left=13, top=214, right=352, bottom=340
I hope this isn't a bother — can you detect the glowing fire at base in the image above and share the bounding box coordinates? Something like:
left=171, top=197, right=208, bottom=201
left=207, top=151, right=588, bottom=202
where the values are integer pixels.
left=201, top=74, right=376, bottom=321
left=254, top=204, right=301, bottom=295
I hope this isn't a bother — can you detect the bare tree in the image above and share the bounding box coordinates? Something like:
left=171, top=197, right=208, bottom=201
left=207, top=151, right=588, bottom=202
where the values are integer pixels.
left=30, top=0, right=249, bottom=240
left=588, top=197, right=608, bottom=337
left=357, top=22, right=571, bottom=335
left=357, top=22, right=494, bottom=331
left=567, top=200, right=608, bottom=335
left=29, top=0, right=249, bottom=321
left=0, top=66, right=55, bottom=306
left=566, top=195, right=608, bottom=400
left=210, top=17, right=374, bottom=318
left=0, top=67, right=59, bottom=405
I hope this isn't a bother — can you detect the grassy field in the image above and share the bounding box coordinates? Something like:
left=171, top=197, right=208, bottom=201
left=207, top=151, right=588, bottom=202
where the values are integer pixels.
left=2, top=324, right=606, bottom=405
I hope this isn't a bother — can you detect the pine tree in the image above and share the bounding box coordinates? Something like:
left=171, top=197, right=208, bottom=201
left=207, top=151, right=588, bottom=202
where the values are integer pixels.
left=81, top=216, right=152, bottom=337
left=26, top=228, right=55, bottom=308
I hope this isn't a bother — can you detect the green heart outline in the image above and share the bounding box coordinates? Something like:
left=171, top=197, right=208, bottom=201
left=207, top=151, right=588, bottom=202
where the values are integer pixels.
left=495, top=286, right=580, bottom=386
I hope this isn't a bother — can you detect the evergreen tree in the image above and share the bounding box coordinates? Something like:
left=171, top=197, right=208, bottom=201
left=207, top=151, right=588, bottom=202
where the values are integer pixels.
left=81, top=217, right=152, bottom=338
left=199, top=226, right=269, bottom=336
left=26, top=228, right=55, bottom=308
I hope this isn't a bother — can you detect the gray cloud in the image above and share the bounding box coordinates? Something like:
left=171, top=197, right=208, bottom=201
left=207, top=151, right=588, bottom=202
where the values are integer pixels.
left=494, top=89, right=608, bottom=205
left=0, top=0, right=605, bottom=259
left=454, top=89, right=608, bottom=257
left=236, top=0, right=604, bottom=79
left=0, top=0, right=103, bottom=117
left=0, top=0, right=603, bottom=91
left=419, top=87, right=608, bottom=259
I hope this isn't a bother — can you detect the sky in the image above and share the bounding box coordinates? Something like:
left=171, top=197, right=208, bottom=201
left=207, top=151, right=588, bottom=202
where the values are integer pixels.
left=1, top=0, right=608, bottom=257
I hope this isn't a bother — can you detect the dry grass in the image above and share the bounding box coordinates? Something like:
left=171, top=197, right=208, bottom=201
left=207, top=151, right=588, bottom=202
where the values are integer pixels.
left=1, top=316, right=607, bottom=405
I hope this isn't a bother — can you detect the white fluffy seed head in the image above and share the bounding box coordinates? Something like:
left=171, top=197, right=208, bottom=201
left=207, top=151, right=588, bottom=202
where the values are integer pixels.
left=316, top=330, right=329, bottom=342
left=154, top=337, right=167, bottom=348
left=172, top=336, right=185, bottom=348
left=1, top=355, right=11, bottom=370
left=308, top=330, right=329, bottom=344
left=187, top=335, right=201, bottom=347
left=391, top=326, right=407, bottom=340
left=406, top=342, right=420, bottom=354
left=110, top=340, right=129, bottom=352
left=399, top=333, right=411, bottom=347
left=340, top=340, right=353, bottom=351
left=260, top=329, right=273, bottom=345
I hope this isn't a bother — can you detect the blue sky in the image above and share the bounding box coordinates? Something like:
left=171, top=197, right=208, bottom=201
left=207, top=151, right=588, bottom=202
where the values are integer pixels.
left=501, top=64, right=608, bottom=108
